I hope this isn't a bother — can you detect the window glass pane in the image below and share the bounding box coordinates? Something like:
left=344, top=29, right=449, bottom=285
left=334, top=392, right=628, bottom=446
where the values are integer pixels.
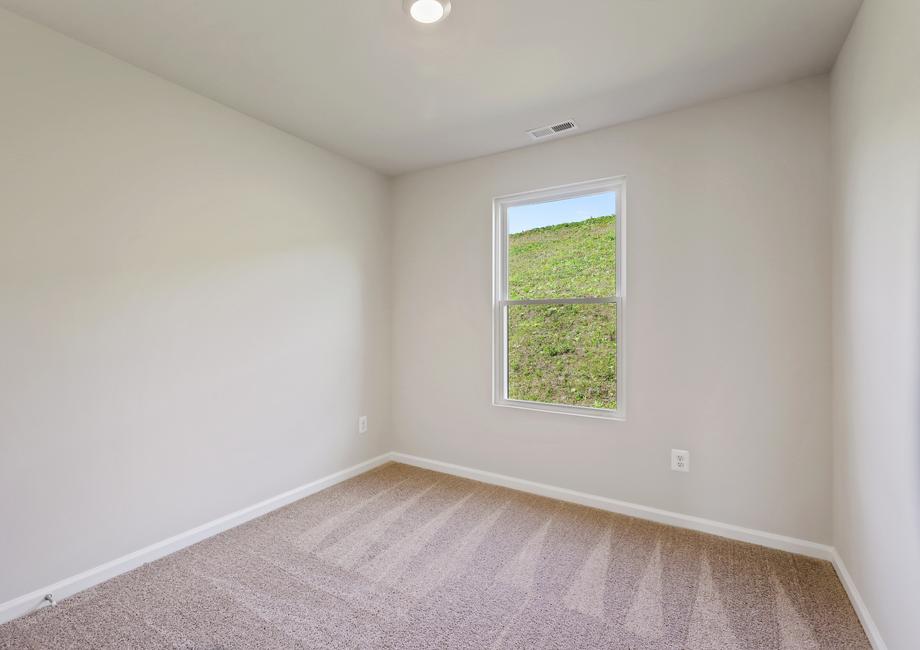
left=507, top=191, right=616, bottom=300
left=507, top=302, right=616, bottom=409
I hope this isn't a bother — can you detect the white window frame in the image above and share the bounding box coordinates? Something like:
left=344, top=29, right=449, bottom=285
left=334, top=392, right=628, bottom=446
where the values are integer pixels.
left=492, top=176, right=626, bottom=420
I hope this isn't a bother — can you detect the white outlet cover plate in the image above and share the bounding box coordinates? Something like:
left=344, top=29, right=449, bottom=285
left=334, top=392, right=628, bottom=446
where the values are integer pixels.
left=671, top=449, right=689, bottom=472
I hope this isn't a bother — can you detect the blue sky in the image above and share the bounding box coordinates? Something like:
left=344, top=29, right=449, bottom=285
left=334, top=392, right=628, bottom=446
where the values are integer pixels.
left=508, top=191, right=616, bottom=234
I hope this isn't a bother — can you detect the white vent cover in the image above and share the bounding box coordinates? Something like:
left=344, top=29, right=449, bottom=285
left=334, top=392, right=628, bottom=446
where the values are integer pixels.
left=527, top=120, right=578, bottom=140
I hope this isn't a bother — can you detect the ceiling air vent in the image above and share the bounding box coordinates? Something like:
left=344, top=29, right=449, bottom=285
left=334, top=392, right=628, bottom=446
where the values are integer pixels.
left=527, top=120, right=578, bottom=140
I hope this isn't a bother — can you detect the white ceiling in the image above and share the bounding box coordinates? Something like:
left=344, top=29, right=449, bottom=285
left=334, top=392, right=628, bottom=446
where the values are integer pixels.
left=1, top=0, right=861, bottom=175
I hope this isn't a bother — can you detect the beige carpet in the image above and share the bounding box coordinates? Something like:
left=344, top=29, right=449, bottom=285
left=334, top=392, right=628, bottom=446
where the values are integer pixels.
left=0, top=462, right=869, bottom=649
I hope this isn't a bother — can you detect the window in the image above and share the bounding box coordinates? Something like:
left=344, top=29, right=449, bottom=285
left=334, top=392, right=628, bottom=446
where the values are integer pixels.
left=492, top=177, right=625, bottom=419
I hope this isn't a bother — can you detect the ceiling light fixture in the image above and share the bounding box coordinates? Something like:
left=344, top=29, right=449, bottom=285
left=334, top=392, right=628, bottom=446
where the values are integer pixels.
left=404, top=0, right=451, bottom=24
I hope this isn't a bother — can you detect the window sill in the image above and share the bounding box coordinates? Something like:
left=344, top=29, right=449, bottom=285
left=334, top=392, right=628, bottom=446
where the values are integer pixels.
left=493, top=398, right=625, bottom=421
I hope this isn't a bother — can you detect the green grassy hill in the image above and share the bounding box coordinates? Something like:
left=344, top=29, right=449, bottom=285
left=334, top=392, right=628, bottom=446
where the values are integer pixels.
left=507, top=215, right=617, bottom=409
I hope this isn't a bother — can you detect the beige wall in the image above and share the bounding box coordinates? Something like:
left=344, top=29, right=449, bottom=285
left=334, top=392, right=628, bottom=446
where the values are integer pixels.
left=392, top=78, right=834, bottom=543
left=831, top=0, right=920, bottom=647
left=0, top=9, right=391, bottom=603
left=10, top=4, right=916, bottom=639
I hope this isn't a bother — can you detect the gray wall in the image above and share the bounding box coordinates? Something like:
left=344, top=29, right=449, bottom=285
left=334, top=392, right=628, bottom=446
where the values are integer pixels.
left=0, top=9, right=391, bottom=603
left=831, top=0, right=920, bottom=647
left=392, top=78, right=834, bottom=544
left=10, top=7, right=918, bottom=645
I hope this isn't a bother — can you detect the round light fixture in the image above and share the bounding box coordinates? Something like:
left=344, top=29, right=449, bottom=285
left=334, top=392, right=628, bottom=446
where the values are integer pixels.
left=403, top=0, right=451, bottom=24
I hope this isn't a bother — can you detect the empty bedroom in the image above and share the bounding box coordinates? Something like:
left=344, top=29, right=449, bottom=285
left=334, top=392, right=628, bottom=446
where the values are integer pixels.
left=0, top=0, right=917, bottom=648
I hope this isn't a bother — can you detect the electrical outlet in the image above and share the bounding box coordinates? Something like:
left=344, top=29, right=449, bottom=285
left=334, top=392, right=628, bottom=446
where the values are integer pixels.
left=671, top=449, right=689, bottom=472
left=358, top=416, right=368, bottom=434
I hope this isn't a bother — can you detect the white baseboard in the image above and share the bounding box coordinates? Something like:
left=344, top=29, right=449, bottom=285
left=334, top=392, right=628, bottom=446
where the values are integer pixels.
left=388, top=452, right=834, bottom=560
left=0, top=453, right=391, bottom=626
left=1, top=449, right=885, bottom=650
left=390, top=452, right=890, bottom=648
left=829, top=549, right=887, bottom=650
